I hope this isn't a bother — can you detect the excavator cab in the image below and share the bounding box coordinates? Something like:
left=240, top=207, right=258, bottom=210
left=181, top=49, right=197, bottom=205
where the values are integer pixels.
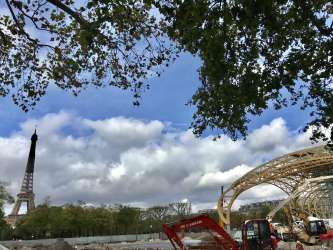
left=242, top=220, right=275, bottom=250
left=306, top=220, right=327, bottom=236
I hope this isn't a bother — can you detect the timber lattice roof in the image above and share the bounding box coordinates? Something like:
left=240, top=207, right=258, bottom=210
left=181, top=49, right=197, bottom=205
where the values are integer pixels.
left=218, top=145, right=333, bottom=226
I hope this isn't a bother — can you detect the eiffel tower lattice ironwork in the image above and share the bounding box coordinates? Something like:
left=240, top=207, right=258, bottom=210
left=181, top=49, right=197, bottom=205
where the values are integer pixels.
left=6, top=130, right=38, bottom=226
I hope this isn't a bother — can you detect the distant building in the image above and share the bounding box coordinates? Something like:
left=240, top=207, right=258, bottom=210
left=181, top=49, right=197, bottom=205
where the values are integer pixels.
left=239, top=200, right=282, bottom=213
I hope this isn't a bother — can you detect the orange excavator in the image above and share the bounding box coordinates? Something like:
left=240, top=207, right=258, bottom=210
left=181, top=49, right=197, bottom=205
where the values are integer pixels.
left=163, top=214, right=278, bottom=250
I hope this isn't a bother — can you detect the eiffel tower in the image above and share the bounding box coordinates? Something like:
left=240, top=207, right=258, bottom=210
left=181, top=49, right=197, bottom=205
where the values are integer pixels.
left=6, top=130, right=38, bottom=226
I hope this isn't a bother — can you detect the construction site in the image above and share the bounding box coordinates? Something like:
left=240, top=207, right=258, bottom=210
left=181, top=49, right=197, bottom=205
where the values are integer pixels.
left=0, top=0, right=332, bottom=248
left=0, top=132, right=332, bottom=250
left=162, top=145, right=333, bottom=249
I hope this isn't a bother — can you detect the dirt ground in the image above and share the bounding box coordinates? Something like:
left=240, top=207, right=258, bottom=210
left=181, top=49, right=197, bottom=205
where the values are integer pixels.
left=5, top=239, right=333, bottom=250
left=277, top=241, right=332, bottom=250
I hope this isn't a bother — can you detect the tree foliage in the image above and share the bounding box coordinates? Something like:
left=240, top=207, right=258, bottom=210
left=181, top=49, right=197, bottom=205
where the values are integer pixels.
left=0, top=0, right=176, bottom=111
left=12, top=202, right=191, bottom=240
left=0, top=182, right=14, bottom=207
left=0, top=182, right=14, bottom=240
left=15, top=203, right=133, bottom=239
left=158, top=0, right=333, bottom=142
left=229, top=205, right=288, bottom=229
left=10, top=201, right=290, bottom=240
left=1, top=0, right=332, bottom=143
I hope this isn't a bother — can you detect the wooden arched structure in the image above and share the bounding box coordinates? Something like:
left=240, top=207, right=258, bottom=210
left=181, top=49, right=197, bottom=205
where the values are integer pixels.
left=218, top=145, right=333, bottom=229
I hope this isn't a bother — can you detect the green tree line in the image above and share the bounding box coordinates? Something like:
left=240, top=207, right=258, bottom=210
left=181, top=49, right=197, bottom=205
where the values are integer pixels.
left=2, top=203, right=288, bottom=240
left=0, top=184, right=289, bottom=241
left=1, top=201, right=193, bottom=240
left=230, top=205, right=288, bottom=230
left=0, top=183, right=14, bottom=240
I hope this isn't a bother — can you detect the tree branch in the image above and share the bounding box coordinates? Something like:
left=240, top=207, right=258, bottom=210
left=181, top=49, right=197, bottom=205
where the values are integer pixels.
left=5, top=0, right=38, bottom=43
left=5, top=0, right=21, bottom=28
left=46, top=0, right=90, bottom=27
left=5, top=0, right=55, bottom=49
left=15, top=6, right=59, bottom=34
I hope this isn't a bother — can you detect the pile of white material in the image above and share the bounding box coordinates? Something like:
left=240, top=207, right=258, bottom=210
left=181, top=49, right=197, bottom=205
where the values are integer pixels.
left=0, top=244, right=9, bottom=250
left=48, top=238, right=74, bottom=250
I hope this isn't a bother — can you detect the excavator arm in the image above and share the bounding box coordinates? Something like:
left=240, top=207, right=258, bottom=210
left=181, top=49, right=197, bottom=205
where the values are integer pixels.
left=163, top=214, right=239, bottom=250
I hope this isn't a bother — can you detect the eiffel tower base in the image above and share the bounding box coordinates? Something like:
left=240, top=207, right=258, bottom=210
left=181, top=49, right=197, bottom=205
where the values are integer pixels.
left=6, top=192, right=35, bottom=227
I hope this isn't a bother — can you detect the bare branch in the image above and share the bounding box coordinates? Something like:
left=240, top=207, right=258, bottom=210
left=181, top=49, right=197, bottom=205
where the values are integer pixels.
left=5, top=0, right=21, bottom=28
left=16, top=6, right=59, bottom=34
left=4, top=0, right=55, bottom=49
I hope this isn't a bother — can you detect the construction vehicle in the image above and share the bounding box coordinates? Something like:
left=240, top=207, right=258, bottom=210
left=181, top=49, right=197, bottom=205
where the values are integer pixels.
left=163, top=214, right=278, bottom=250
left=270, top=223, right=292, bottom=242
left=163, top=214, right=333, bottom=250
left=265, top=176, right=333, bottom=245
left=163, top=175, right=333, bottom=249
left=293, top=216, right=332, bottom=245
left=282, top=208, right=331, bottom=244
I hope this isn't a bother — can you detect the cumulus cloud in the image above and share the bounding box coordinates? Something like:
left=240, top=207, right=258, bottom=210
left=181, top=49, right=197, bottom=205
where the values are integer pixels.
left=247, top=118, right=290, bottom=152
left=198, top=164, right=253, bottom=188
left=0, top=112, right=316, bottom=213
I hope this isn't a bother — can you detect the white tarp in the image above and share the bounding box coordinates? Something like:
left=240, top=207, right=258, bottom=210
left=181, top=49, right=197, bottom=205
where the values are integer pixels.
left=0, top=244, right=9, bottom=250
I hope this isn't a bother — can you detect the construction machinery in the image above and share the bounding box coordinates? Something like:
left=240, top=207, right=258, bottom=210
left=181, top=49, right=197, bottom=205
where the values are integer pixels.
left=270, top=223, right=292, bottom=242
left=265, top=175, right=333, bottom=245
left=291, top=213, right=327, bottom=244
left=163, top=146, right=333, bottom=249
left=163, top=214, right=278, bottom=250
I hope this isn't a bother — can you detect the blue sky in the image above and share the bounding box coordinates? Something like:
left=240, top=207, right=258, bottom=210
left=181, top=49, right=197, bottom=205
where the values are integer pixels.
left=0, top=52, right=316, bottom=210
left=0, top=52, right=311, bottom=138
left=0, top=53, right=198, bottom=136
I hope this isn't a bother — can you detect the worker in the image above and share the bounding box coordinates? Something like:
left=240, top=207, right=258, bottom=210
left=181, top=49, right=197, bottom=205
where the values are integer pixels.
left=296, top=240, right=304, bottom=250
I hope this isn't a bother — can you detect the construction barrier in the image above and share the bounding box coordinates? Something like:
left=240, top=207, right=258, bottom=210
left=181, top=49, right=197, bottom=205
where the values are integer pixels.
left=0, top=233, right=161, bottom=248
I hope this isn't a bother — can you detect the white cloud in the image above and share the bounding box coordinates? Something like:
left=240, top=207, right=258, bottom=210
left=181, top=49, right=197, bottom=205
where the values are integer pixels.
left=108, top=164, right=126, bottom=180
left=0, top=112, right=316, bottom=213
left=20, top=111, right=74, bottom=136
left=247, top=118, right=290, bottom=152
left=198, top=164, right=253, bottom=188
left=84, top=117, right=163, bottom=148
